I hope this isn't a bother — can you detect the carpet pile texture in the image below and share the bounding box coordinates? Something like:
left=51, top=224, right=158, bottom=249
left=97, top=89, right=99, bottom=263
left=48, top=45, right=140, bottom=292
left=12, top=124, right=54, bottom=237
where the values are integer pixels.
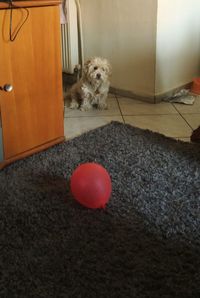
left=0, top=121, right=200, bottom=297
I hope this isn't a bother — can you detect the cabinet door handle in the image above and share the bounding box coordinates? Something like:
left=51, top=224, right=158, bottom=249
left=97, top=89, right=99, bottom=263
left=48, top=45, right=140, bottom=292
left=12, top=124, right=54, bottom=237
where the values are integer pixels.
left=0, top=84, right=13, bottom=92
left=4, top=84, right=13, bottom=92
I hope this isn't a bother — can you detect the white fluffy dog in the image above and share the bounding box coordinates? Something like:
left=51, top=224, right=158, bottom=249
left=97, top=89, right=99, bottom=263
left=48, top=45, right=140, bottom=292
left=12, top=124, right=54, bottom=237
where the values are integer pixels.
left=68, top=57, right=111, bottom=111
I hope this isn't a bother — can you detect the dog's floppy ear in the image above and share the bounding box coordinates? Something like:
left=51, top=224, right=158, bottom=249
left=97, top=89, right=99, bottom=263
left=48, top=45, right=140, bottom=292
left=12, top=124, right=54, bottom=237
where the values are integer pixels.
left=107, top=62, right=112, bottom=77
left=104, top=59, right=112, bottom=77
left=83, top=59, right=91, bottom=76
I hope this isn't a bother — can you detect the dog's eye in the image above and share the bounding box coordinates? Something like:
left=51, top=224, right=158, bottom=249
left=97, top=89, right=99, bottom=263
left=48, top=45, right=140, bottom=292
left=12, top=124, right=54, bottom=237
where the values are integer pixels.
left=94, top=66, right=98, bottom=70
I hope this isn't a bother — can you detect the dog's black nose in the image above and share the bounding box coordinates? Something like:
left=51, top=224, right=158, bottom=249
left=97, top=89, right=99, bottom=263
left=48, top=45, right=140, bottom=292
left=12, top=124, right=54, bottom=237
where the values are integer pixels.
left=96, top=73, right=101, bottom=79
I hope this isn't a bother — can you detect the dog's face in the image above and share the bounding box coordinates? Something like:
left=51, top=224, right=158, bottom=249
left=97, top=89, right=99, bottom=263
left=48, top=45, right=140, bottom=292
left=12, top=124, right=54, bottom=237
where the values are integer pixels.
left=83, top=57, right=111, bottom=85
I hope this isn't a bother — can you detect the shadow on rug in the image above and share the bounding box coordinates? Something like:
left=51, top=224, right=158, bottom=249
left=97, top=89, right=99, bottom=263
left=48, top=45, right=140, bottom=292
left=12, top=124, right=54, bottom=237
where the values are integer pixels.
left=0, top=121, right=200, bottom=298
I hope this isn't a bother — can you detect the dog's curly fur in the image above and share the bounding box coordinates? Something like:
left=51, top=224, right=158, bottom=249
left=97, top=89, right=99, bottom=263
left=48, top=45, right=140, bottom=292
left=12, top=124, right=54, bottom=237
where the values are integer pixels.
left=68, top=57, right=111, bottom=111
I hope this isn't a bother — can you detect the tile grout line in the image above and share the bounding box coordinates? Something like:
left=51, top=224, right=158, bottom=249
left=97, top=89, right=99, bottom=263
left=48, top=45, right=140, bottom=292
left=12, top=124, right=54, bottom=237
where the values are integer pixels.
left=115, top=95, right=125, bottom=123
left=171, top=103, right=194, bottom=131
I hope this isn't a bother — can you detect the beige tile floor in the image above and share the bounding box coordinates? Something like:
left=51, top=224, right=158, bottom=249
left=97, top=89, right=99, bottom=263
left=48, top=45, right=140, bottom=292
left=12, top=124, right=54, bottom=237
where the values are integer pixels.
left=64, top=94, right=200, bottom=142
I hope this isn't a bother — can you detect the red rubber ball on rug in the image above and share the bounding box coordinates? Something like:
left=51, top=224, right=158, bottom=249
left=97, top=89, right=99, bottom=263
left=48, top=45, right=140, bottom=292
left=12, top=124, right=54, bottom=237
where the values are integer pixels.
left=70, top=163, right=112, bottom=209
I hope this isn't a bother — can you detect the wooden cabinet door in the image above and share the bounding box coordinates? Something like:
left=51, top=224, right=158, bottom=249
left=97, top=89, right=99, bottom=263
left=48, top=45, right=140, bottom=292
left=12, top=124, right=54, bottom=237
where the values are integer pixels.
left=0, top=5, right=64, bottom=159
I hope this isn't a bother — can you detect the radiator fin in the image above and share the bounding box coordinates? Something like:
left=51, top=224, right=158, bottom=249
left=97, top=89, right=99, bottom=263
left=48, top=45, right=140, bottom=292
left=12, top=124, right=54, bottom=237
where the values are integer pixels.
left=61, top=0, right=79, bottom=74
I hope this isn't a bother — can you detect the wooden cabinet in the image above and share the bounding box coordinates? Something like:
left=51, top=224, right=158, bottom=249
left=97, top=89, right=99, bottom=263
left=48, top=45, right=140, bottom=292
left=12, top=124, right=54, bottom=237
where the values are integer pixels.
left=0, top=0, right=64, bottom=168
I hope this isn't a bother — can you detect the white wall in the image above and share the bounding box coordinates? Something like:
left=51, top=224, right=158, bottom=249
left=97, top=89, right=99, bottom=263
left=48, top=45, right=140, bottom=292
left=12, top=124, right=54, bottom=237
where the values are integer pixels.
left=156, top=0, right=200, bottom=95
left=80, top=0, right=157, bottom=97
left=79, top=0, right=200, bottom=99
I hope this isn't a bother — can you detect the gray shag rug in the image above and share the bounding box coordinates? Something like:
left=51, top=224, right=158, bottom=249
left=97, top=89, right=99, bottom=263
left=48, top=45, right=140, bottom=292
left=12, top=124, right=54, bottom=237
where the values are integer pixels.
left=0, top=121, right=200, bottom=298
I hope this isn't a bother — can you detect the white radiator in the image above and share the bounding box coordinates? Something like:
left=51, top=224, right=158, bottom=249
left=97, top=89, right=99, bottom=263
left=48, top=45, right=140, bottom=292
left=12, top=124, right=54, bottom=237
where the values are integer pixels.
left=61, top=0, right=79, bottom=74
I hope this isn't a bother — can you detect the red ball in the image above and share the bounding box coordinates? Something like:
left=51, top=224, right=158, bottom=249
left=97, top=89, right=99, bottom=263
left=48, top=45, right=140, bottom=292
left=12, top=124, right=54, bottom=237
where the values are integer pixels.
left=70, top=163, right=112, bottom=209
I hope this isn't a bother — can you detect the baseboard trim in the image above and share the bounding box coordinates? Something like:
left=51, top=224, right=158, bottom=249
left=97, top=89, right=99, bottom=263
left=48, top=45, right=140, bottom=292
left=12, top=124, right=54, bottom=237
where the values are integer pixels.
left=62, top=75, right=193, bottom=104
left=154, top=82, right=192, bottom=103
left=110, top=82, right=192, bottom=104
left=110, top=86, right=155, bottom=103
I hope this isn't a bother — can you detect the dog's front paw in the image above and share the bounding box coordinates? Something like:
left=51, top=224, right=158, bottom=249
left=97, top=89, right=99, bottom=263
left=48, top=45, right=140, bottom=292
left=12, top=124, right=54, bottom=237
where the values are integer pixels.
left=97, top=102, right=108, bottom=110
left=69, top=100, right=79, bottom=109
left=80, top=104, right=92, bottom=112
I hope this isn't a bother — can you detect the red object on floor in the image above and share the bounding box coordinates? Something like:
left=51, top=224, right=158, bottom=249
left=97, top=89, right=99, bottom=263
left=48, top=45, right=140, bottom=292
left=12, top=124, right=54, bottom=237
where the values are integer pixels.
left=191, top=78, right=200, bottom=94
left=70, top=162, right=112, bottom=209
